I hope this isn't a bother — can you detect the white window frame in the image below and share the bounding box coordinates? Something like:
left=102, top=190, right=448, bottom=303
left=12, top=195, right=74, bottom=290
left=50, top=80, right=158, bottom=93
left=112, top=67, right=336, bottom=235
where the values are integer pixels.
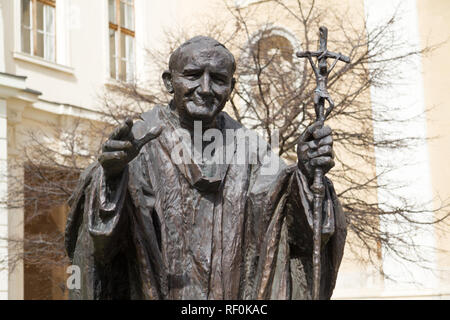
left=108, top=0, right=136, bottom=83
left=20, top=0, right=56, bottom=62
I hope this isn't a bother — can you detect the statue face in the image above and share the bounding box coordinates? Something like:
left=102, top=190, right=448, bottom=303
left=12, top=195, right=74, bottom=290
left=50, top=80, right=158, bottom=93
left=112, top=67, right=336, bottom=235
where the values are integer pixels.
left=165, top=44, right=235, bottom=124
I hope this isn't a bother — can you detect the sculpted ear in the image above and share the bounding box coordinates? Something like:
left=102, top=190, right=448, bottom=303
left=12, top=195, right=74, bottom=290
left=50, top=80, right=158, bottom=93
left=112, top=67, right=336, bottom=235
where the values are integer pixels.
left=162, top=70, right=174, bottom=94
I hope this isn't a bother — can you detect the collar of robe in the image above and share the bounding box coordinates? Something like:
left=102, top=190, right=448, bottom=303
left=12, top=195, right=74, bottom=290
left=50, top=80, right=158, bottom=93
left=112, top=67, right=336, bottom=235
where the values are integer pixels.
left=156, top=105, right=236, bottom=193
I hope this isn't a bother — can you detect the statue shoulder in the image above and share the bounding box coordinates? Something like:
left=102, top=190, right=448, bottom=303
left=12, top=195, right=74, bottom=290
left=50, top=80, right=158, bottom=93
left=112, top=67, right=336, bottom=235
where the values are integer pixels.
left=217, top=111, right=243, bottom=130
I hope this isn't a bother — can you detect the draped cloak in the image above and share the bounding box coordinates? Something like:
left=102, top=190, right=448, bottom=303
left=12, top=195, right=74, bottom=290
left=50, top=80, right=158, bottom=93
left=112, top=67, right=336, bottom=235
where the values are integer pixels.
left=65, top=104, right=347, bottom=300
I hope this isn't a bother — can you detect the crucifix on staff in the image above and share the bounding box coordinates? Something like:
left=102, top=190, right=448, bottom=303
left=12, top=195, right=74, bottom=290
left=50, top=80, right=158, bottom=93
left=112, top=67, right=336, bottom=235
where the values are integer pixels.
left=297, top=26, right=351, bottom=300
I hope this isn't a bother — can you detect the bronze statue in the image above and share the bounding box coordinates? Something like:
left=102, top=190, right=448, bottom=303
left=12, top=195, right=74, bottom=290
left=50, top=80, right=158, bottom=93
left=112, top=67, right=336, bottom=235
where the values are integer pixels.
left=65, top=35, right=347, bottom=300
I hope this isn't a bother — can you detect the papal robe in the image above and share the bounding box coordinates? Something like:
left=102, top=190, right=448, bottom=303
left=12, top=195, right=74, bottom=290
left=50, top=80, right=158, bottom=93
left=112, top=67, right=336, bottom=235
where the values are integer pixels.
left=65, top=104, right=347, bottom=300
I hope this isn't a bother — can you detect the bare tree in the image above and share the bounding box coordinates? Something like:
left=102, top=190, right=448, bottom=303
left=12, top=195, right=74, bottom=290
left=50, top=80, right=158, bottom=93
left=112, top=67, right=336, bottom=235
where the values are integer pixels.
left=2, top=0, right=449, bottom=298
left=140, top=0, right=450, bottom=275
left=223, top=0, right=450, bottom=277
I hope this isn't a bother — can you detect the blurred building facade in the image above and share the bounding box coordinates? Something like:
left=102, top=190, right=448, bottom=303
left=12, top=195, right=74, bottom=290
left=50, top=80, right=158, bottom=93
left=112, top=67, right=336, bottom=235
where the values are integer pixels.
left=0, top=0, right=449, bottom=299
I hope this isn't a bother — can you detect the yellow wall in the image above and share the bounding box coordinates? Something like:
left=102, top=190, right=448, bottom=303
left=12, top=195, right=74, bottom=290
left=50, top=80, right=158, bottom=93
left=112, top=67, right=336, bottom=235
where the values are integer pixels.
left=417, top=0, right=450, bottom=290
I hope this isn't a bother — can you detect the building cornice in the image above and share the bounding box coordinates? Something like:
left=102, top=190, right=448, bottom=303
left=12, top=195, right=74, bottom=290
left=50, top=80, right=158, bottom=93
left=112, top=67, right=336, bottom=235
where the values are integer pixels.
left=32, top=98, right=108, bottom=122
left=0, top=72, right=41, bottom=102
left=0, top=72, right=107, bottom=122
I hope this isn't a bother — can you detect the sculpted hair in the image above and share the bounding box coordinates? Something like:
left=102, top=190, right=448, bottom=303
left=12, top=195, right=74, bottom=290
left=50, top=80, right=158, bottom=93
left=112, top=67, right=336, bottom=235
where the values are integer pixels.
left=169, top=36, right=236, bottom=74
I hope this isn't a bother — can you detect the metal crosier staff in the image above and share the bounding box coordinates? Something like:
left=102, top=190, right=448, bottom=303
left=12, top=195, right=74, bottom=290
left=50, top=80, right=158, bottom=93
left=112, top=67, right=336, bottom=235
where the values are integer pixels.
left=296, top=26, right=350, bottom=300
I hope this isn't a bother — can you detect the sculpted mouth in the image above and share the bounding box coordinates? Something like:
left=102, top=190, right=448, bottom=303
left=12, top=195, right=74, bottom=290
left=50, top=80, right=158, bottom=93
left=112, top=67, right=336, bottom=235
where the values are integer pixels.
left=188, top=98, right=215, bottom=108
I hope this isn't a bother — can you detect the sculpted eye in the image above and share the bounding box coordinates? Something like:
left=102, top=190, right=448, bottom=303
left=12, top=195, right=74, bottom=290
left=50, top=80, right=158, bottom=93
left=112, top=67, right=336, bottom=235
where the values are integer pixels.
left=183, top=71, right=201, bottom=80
left=211, top=74, right=227, bottom=84
left=187, top=74, right=200, bottom=80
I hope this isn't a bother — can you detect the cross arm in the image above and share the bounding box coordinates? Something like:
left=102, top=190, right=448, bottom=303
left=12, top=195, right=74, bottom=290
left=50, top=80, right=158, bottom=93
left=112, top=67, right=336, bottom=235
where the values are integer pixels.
left=296, top=50, right=350, bottom=64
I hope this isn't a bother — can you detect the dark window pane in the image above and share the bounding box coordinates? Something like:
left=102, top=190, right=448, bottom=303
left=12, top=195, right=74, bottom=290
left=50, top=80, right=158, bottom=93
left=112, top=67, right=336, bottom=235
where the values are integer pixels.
left=36, top=32, right=44, bottom=58
left=21, top=0, right=31, bottom=54
left=21, top=27, right=31, bottom=54
left=120, top=1, right=125, bottom=29
left=119, top=32, right=126, bottom=81
left=120, top=31, right=126, bottom=59
left=21, top=0, right=31, bottom=28
left=109, top=29, right=116, bottom=79
left=108, top=0, right=116, bottom=24
left=117, top=32, right=135, bottom=82
left=120, top=59, right=127, bottom=81
left=37, top=1, right=44, bottom=31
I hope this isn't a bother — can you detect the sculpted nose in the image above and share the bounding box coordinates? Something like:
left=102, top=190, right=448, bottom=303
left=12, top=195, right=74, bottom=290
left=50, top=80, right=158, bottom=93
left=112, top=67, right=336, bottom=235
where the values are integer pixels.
left=199, top=73, right=212, bottom=96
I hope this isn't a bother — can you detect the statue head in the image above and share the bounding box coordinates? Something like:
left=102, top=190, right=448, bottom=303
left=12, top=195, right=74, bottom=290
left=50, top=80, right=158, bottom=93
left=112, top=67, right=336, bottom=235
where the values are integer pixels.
left=162, top=36, right=236, bottom=127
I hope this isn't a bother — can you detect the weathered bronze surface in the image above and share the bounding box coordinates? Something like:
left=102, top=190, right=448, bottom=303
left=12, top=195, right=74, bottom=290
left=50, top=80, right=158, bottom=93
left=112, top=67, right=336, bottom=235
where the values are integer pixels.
left=297, top=26, right=351, bottom=300
left=65, top=35, right=347, bottom=300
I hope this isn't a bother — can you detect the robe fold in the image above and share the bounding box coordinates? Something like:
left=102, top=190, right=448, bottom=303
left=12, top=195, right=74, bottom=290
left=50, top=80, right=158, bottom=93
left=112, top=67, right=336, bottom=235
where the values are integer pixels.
left=65, top=104, right=347, bottom=300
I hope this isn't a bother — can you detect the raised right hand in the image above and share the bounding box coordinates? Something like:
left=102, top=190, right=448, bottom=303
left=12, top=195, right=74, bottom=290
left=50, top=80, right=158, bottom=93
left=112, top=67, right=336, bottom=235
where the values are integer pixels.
left=99, top=117, right=163, bottom=178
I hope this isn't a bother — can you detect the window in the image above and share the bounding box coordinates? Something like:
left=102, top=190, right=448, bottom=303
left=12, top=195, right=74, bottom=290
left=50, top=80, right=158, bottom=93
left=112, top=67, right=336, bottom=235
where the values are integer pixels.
left=242, top=30, right=301, bottom=110
left=21, top=0, right=56, bottom=62
left=109, top=0, right=135, bottom=82
left=238, top=28, right=303, bottom=134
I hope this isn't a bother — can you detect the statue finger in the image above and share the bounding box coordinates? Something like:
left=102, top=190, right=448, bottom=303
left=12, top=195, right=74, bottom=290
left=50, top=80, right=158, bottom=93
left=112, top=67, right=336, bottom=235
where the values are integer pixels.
left=299, top=121, right=324, bottom=142
left=310, top=156, right=333, bottom=168
left=109, top=117, right=134, bottom=141
left=102, top=140, right=133, bottom=152
left=134, top=125, right=164, bottom=151
left=98, top=151, right=128, bottom=166
left=306, top=140, right=318, bottom=150
left=308, top=145, right=332, bottom=158
left=298, top=143, right=309, bottom=154
left=326, top=158, right=335, bottom=170
left=318, top=135, right=333, bottom=147
left=312, top=125, right=331, bottom=140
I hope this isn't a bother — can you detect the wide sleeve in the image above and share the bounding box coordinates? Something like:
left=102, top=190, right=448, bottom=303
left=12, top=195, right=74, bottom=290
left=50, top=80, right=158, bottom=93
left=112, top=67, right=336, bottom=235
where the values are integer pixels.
left=287, top=167, right=344, bottom=252
left=64, top=162, right=136, bottom=299
left=65, top=162, right=130, bottom=264
left=245, top=154, right=346, bottom=300
left=286, top=167, right=347, bottom=299
left=64, top=108, right=167, bottom=300
left=87, top=165, right=130, bottom=263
